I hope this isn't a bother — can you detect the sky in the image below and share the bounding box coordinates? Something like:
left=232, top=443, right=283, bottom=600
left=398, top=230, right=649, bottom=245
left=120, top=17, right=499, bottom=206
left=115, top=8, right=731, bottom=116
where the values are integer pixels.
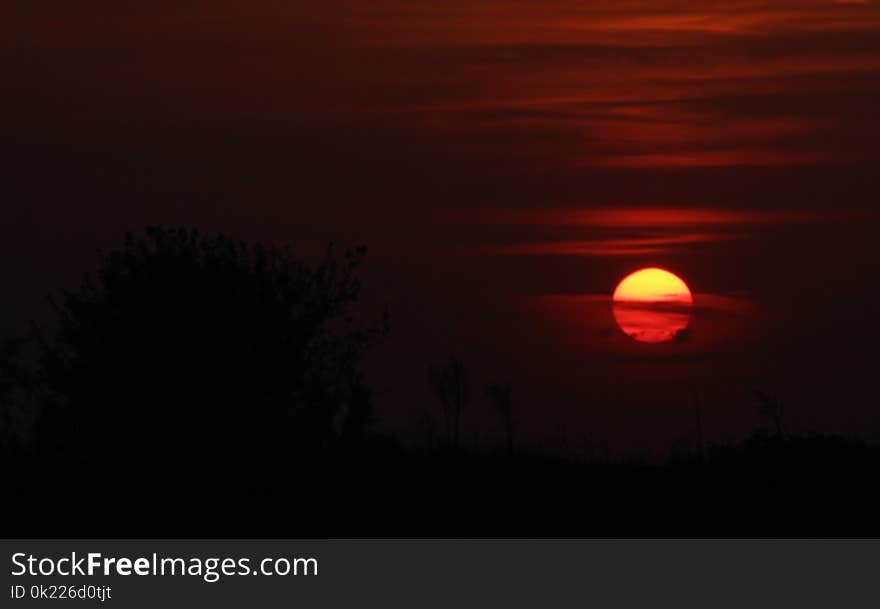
left=3, top=0, right=880, bottom=455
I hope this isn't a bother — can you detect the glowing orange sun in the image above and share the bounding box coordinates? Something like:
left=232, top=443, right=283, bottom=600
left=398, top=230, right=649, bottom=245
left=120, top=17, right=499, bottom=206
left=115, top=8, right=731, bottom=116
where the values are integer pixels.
left=612, top=267, right=693, bottom=343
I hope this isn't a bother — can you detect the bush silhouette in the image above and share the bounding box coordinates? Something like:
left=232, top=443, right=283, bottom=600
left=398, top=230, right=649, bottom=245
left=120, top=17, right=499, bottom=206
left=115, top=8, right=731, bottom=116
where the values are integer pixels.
left=27, top=227, right=386, bottom=482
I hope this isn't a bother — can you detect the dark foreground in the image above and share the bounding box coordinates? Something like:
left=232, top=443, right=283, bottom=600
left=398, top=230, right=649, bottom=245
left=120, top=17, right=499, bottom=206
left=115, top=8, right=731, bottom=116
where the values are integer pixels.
left=6, top=431, right=880, bottom=538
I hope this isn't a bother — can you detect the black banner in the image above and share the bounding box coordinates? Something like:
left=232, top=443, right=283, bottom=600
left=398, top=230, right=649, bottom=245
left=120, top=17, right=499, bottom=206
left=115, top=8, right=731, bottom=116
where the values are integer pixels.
left=1, top=540, right=877, bottom=607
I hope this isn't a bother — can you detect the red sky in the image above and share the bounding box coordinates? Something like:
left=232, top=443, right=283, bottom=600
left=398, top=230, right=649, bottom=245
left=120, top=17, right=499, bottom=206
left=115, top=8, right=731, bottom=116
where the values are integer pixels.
left=3, top=0, right=880, bottom=454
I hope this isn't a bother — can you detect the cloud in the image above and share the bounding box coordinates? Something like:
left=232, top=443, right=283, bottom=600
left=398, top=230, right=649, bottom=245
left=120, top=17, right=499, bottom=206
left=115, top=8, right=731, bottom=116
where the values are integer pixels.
left=442, top=205, right=830, bottom=257
left=520, top=291, right=761, bottom=356
left=456, top=232, right=737, bottom=257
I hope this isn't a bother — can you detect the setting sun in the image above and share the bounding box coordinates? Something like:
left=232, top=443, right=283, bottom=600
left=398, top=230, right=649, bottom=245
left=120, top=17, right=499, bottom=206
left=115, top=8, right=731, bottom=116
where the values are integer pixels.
left=612, top=267, right=693, bottom=304
left=612, top=268, right=693, bottom=343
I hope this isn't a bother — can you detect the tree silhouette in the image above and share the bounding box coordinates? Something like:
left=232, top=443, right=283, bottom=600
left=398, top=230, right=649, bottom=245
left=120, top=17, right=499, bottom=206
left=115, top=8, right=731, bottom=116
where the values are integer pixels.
left=0, top=336, right=36, bottom=458
left=428, top=356, right=469, bottom=450
left=486, top=382, right=514, bottom=455
left=24, top=226, right=386, bottom=482
left=0, top=346, right=18, bottom=458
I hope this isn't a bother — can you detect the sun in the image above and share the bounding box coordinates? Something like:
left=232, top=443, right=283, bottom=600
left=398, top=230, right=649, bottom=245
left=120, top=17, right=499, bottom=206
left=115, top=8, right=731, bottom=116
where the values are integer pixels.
left=612, top=267, right=693, bottom=343
left=613, top=267, right=693, bottom=304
